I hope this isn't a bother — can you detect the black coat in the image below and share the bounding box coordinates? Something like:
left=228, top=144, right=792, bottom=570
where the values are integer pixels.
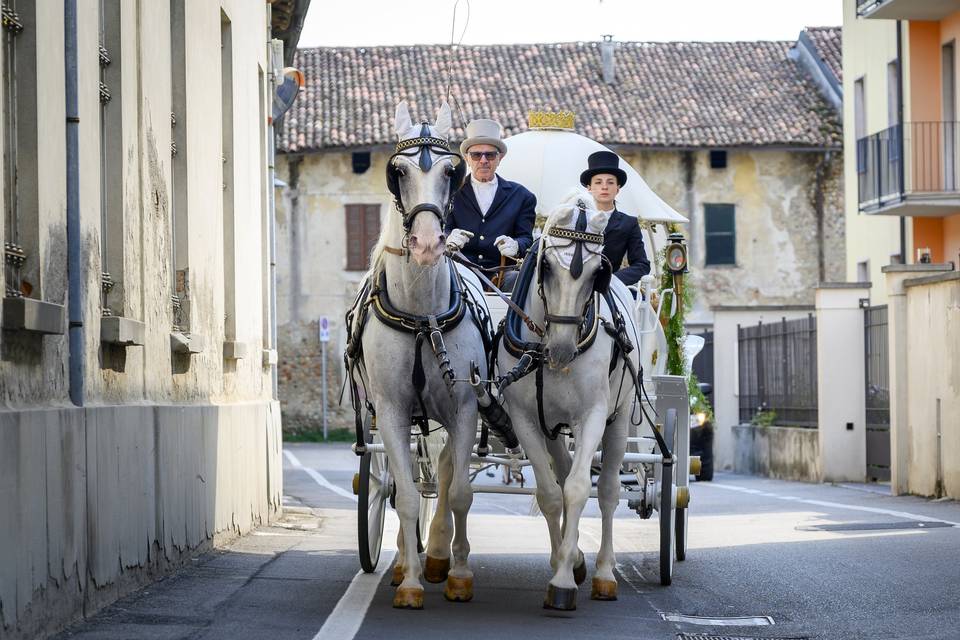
left=445, top=175, right=537, bottom=269
left=602, top=209, right=651, bottom=286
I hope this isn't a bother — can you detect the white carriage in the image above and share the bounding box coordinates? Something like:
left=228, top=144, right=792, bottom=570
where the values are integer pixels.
left=353, top=123, right=701, bottom=588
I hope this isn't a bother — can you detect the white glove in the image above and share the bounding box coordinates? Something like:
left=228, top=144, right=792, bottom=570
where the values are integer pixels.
left=445, top=229, right=474, bottom=252
left=494, top=235, right=519, bottom=258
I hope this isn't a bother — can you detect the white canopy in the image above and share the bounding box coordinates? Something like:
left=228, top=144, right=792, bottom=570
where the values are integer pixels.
left=497, top=129, right=688, bottom=225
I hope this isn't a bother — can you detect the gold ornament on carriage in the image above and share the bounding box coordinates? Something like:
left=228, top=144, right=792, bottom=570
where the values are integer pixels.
left=527, top=111, right=575, bottom=131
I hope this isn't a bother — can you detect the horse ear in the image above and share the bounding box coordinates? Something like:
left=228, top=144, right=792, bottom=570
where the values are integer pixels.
left=394, top=101, right=413, bottom=137
left=434, top=102, right=452, bottom=139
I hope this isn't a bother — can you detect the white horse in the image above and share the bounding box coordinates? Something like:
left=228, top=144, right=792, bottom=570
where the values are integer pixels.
left=349, top=101, right=487, bottom=608
left=497, top=190, right=642, bottom=610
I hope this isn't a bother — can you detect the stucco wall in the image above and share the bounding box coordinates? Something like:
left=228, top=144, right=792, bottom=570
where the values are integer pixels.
left=276, top=146, right=844, bottom=430
left=842, top=0, right=906, bottom=302
left=903, top=274, right=960, bottom=498
left=732, top=424, right=821, bottom=482
left=0, top=2, right=280, bottom=636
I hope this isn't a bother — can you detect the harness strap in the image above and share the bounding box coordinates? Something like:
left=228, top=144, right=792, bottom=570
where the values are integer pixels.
left=412, top=331, right=430, bottom=420
left=382, top=245, right=407, bottom=257
left=451, top=251, right=544, bottom=338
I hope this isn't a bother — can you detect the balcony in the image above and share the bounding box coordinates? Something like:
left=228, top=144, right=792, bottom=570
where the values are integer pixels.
left=857, top=122, right=960, bottom=217
left=857, top=0, right=960, bottom=20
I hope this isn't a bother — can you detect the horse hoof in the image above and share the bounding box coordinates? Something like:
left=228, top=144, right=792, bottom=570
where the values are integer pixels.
left=391, top=564, right=404, bottom=587
left=392, top=586, right=424, bottom=609
left=573, top=557, right=587, bottom=586
left=443, top=575, right=474, bottom=602
left=591, top=577, right=618, bottom=601
left=543, top=584, right=577, bottom=611
left=424, top=556, right=450, bottom=583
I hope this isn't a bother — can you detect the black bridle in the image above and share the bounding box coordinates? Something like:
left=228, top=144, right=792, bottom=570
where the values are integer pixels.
left=537, top=201, right=611, bottom=328
left=385, top=123, right=466, bottom=233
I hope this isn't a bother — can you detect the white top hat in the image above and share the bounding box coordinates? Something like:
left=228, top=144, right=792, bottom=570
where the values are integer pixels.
left=459, top=119, right=507, bottom=157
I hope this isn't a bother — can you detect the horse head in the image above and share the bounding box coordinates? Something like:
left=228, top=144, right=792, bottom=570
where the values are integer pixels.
left=538, top=189, right=612, bottom=369
left=387, top=101, right=466, bottom=266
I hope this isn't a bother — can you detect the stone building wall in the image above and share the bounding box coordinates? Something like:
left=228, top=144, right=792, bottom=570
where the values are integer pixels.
left=0, top=2, right=280, bottom=637
left=275, top=144, right=845, bottom=429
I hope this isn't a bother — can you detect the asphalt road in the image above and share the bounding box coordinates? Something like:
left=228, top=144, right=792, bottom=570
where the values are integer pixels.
left=56, top=442, right=960, bottom=640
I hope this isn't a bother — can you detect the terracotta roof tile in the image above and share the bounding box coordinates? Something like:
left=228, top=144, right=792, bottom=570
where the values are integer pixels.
left=804, top=26, right=842, bottom=83
left=280, top=37, right=842, bottom=153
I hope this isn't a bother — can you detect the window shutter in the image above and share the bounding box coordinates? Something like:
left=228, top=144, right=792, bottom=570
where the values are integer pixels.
left=345, top=204, right=381, bottom=270
left=704, top=204, right=736, bottom=266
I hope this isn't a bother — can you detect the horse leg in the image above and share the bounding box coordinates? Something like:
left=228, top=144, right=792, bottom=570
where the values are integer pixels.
left=592, top=413, right=627, bottom=601
left=424, top=441, right=454, bottom=583
left=444, top=413, right=477, bottom=602
left=378, top=418, right=424, bottom=609
left=513, top=415, right=564, bottom=571
left=545, top=407, right=607, bottom=611
left=545, top=436, right=585, bottom=584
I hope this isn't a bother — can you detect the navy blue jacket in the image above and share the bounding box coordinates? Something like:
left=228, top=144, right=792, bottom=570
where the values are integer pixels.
left=603, top=209, right=651, bottom=286
left=445, top=175, right=536, bottom=269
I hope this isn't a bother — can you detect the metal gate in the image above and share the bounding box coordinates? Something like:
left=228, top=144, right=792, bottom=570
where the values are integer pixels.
left=864, top=305, right=890, bottom=482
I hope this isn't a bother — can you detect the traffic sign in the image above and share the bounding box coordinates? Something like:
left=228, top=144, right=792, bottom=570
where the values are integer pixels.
left=319, top=316, right=330, bottom=343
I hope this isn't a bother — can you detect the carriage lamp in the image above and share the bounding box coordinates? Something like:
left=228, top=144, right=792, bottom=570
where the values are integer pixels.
left=665, top=233, right=688, bottom=274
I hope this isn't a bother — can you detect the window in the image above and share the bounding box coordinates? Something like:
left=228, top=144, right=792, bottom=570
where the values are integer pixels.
left=221, top=11, right=236, bottom=341
left=2, top=0, right=23, bottom=298
left=345, top=204, right=380, bottom=271
left=857, top=260, right=870, bottom=283
left=99, top=0, right=123, bottom=317
left=170, top=0, right=189, bottom=331
left=943, top=43, right=956, bottom=190
left=854, top=78, right=866, bottom=174
left=887, top=60, right=900, bottom=128
left=709, top=150, right=727, bottom=169
left=352, top=151, right=371, bottom=174
left=259, top=66, right=270, bottom=351
left=704, top=204, right=736, bottom=266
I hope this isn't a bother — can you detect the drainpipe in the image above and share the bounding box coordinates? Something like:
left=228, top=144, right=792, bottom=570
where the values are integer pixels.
left=896, top=19, right=907, bottom=263
left=65, top=0, right=84, bottom=406
left=813, top=151, right=831, bottom=283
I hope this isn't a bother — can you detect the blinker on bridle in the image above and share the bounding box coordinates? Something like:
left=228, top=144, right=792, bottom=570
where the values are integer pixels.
left=387, top=123, right=465, bottom=232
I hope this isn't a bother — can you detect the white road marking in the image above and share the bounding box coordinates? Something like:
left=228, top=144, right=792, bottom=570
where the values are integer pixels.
left=283, top=449, right=359, bottom=503
left=661, top=612, right=774, bottom=626
left=311, top=547, right=397, bottom=640
left=283, top=447, right=399, bottom=640
left=705, top=482, right=960, bottom=527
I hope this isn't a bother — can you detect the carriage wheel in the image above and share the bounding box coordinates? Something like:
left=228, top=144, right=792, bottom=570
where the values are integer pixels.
left=414, top=427, right=444, bottom=553
left=416, top=493, right=437, bottom=553
left=659, top=408, right=677, bottom=586
left=358, top=432, right=391, bottom=573
left=676, top=507, right=688, bottom=562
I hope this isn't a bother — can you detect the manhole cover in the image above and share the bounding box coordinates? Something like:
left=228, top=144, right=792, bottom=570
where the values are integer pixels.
left=677, top=635, right=809, bottom=640
left=661, top=614, right=774, bottom=626
left=796, top=521, right=952, bottom=532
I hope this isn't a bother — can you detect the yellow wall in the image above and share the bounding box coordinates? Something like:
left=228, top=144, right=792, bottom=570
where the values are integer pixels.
left=843, top=0, right=906, bottom=302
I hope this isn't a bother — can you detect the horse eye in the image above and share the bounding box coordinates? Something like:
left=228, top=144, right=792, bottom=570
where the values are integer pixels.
left=444, top=164, right=455, bottom=176
left=393, top=163, right=406, bottom=176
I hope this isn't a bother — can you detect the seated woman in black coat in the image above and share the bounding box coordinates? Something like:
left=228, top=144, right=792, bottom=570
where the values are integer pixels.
left=580, top=151, right=651, bottom=286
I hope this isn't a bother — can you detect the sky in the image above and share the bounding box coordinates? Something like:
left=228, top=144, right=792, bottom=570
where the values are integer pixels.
left=297, top=0, right=843, bottom=48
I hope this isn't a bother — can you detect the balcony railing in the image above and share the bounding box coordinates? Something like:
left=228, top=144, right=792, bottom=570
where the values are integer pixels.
left=857, top=121, right=960, bottom=212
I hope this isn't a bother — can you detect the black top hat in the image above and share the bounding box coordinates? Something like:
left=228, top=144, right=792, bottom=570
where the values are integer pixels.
left=579, top=150, right=627, bottom=188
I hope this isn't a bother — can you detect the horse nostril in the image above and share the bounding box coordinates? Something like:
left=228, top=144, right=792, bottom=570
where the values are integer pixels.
left=438, top=234, right=446, bottom=245
left=408, top=235, right=419, bottom=248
